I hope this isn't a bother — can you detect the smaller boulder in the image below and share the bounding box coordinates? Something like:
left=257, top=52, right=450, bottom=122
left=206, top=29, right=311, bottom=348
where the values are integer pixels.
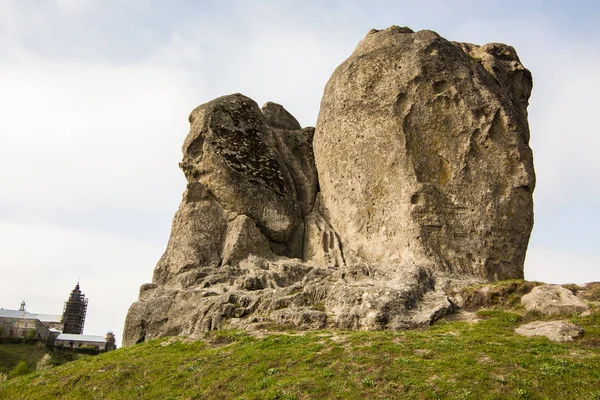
left=515, top=320, right=583, bottom=342
left=261, top=102, right=301, bottom=130
left=221, top=215, right=275, bottom=266
left=521, top=285, right=588, bottom=315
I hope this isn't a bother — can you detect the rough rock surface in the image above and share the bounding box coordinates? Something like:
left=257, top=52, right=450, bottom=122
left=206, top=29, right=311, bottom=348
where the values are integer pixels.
left=314, top=26, right=535, bottom=280
left=123, top=26, right=535, bottom=346
left=180, top=94, right=301, bottom=245
left=515, top=320, right=584, bottom=342
left=521, top=285, right=589, bottom=315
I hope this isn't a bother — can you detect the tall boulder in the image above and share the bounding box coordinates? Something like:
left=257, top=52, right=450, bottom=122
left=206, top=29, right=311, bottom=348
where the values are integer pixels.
left=313, top=26, right=535, bottom=280
left=181, top=94, right=302, bottom=244
left=124, top=94, right=324, bottom=344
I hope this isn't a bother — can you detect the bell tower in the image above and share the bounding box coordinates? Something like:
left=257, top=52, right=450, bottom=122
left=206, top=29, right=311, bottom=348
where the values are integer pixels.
left=61, top=282, right=88, bottom=334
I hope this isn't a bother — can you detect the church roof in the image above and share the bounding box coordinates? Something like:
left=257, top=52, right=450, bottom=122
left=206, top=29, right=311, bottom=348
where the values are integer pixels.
left=55, top=333, right=106, bottom=343
left=30, top=313, right=63, bottom=323
left=0, top=309, right=62, bottom=323
left=0, top=308, right=38, bottom=319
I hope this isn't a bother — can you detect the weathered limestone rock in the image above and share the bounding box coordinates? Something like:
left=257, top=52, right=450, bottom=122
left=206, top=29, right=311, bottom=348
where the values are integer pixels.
left=221, top=215, right=275, bottom=267
left=515, top=320, right=583, bottom=342
left=152, top=182, right=227, bottom=287
left=314, top=26, right=535, bottom=280
left=270, top=126, right=318, bottom=215
left=181, top=93, right=301, bottom=244
left=521, top=285, right=589, bottom=315
left=123, top=259, right=460, bottom=345
left=123, top=26, right=536, bottom=346
left=303, top=194, right=345, bottom=268
left=123, top=284, right=175, bottom=344
left=262, top=102, right=319, bottom=216
left=261, top=102, right=302, bottom=130
left=124, top=94, right=330, bottom=345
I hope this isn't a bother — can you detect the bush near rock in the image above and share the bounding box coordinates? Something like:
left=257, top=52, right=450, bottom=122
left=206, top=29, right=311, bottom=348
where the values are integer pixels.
left=8, top=362, right=28, bottom=379
left=458, top=280, right=538, bottom=310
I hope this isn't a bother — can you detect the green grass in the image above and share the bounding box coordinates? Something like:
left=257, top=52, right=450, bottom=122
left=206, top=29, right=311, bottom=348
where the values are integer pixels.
left=1, top=310, right=599, bottom=399
left=0, top=341, right=86, bottom=375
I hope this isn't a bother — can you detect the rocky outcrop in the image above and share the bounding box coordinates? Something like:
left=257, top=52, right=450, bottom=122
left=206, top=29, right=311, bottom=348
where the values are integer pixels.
left=521, top=285, right=589, bottom=315
left=123, top=26, right=536, bottom=346
left=314, top=26, right=534, bottom=280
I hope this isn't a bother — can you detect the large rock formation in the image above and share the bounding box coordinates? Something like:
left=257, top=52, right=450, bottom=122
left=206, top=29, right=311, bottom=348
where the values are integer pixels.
left=314, top=26, right=534, bottom=280
left=123, top=26, right=535, bottom=346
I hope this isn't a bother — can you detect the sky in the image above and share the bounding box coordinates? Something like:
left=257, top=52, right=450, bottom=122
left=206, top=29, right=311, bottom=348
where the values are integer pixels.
left=1, top=0, right=599, bottom=346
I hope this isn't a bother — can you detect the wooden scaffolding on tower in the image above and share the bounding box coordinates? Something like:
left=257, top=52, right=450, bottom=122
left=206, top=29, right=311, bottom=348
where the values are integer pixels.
left=61, top=283, right=88, bottom=334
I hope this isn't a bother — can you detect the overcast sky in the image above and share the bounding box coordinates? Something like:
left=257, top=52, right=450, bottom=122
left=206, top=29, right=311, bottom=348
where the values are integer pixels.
left=1, top=0, right=599, bottom=346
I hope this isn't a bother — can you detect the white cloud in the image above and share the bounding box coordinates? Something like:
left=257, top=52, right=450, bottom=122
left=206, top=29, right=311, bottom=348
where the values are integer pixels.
left=529, top=55, right=600, bottom=209
left=55, top=0, right=95, bottom=13
left=0, top=59, right=192, bottom=216
left=146, top=10, right=354, bottom=127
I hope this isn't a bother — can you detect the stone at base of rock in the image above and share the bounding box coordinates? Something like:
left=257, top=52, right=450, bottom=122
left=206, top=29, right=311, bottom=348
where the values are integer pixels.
left=515, top=320, right=583, bottom=342
left=521, top=285, right=589, bottom=315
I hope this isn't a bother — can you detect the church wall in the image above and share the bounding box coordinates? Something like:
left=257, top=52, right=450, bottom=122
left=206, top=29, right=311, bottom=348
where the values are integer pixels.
left=0, top=317, right=51, bottom=341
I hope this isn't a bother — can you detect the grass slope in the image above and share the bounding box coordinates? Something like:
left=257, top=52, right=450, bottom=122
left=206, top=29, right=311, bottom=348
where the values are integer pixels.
left=0, top=341, right=86, bottom=375
left=1, top=309, right=599, bottom=399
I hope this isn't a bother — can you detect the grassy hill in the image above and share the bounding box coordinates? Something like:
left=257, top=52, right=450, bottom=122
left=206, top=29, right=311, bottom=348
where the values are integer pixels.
left=1, top=283, right=599, bottom=399
left=0, top=340, right=88, bottom=376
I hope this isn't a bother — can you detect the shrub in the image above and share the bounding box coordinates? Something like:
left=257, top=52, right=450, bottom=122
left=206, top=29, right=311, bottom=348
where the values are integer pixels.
left=9, top=361, right=29, bottom=379
left=26, top=329, right=37, bottom=340
left=460, top=280, right=538, bottom=310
